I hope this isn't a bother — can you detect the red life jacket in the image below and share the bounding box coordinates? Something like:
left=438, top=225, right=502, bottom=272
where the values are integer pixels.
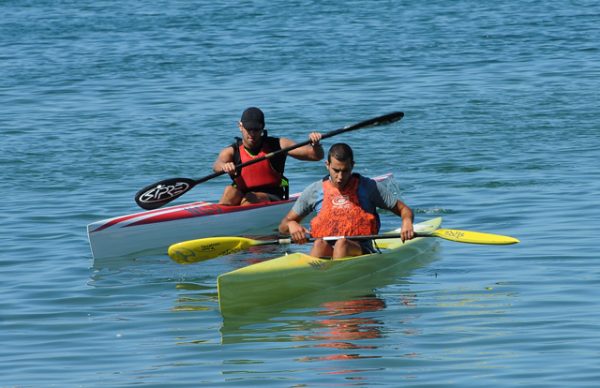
left=232, top=136, right=288, bottom=198
left=310, top=175, right=379, bottom=237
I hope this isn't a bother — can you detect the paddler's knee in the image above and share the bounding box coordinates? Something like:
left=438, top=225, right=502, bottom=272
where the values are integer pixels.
left=240, top=191, right=280, bottom=206
left=218, top=185, right=243, bottom=206
left=332, top=238, right=363, bottom=259
left=310, top=239, right=333, bottom=258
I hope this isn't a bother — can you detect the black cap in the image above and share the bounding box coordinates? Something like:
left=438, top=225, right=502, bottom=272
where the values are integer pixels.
left=240, top=107, right=265, bottom=130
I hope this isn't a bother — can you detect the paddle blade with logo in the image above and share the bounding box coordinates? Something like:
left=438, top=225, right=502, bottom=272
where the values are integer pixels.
left=135, top=177, right=196, bottom=210
left=423, top=229, right=520, bottom=245
left=168, top=237, right=283, bottom=264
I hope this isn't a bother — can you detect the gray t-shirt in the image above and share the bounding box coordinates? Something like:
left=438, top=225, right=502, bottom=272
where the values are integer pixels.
left=292, top=175, right=399, bottom=218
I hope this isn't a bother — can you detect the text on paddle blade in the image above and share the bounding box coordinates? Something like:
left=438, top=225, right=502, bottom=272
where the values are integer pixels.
left=139, top=182, right=191, bottom=204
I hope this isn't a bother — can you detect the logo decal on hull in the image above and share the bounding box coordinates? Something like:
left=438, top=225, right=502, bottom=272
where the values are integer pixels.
left=309, top=259, right=333, bottom=270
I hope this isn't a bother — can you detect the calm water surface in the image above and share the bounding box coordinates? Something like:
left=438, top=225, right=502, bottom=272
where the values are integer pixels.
left=2, top=1, right=599, bottom=386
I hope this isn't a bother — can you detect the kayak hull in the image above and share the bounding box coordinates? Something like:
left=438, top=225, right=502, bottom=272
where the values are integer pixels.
left=217, top=217, right=442, bottom=316
left=87, top=199, right=295, bottom=260
left=87, top=174, right=393, bottom=260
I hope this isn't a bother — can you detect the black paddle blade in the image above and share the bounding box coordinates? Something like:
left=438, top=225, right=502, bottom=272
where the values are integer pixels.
left=134, top=177, right=197, bottom=210
left=323, top=111, right=405, bottom=139
left=366, top=111, right=404, bottom=127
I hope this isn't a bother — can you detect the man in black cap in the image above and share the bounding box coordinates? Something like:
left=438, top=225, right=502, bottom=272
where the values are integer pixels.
left=213, top=107, right=324, bottom=206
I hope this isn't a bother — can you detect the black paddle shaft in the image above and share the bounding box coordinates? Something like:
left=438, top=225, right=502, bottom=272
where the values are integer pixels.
left=134, top=111, right=404, bottom=210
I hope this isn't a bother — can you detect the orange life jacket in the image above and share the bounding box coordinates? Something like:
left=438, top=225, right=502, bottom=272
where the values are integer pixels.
left=310, top=175, right=379, bottom=237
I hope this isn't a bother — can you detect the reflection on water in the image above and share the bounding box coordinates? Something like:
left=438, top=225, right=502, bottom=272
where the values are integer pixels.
left=296, top=296, right=386, bottom=362
left=91, top=253, right=164, bottom=270
left=172, top=282, right=216, bottom=312
left=217, top=290, right=424, bottom=382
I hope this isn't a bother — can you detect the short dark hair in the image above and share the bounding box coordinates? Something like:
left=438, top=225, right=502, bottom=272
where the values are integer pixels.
left=327, top=143, right=354, bottom=163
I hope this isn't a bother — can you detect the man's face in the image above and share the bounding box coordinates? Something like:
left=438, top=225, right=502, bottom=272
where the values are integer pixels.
left=326, top=156, right=354, bottom=189
left=239, top=122, right=263, bottom=149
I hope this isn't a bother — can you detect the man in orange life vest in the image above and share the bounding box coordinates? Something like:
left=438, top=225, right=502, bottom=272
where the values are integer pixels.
left=213, top=107, right=324, bottom=206
left=279, top=143, right=415, bottom=259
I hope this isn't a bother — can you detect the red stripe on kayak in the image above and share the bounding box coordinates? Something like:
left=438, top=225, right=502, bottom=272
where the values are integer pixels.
left=126, top=198, right=296, bottom=227
left=89, top=201, right=213, bottom=233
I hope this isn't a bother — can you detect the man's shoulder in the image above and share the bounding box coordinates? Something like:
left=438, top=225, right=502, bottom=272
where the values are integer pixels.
left=292, top=179, right=322, bottom=213
left=295, top=180, right=321, bottom=202
left=228, top=137, right=242, bottom=149
left=220, top=144, right=235, bottom=155
left=301, top=180, right=322, bottom=194
left=357, top=174, right=393, bottom=198
left=357, top=174, right=378, bottom=188
left=264, top=136, right=283, bottom=150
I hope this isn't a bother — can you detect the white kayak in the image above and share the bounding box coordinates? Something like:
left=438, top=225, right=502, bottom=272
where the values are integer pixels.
left=87, top=173, right=394, bottom=260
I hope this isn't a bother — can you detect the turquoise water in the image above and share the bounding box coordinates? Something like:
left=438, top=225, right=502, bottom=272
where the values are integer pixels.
left=2, top=1, right=600, bottom=386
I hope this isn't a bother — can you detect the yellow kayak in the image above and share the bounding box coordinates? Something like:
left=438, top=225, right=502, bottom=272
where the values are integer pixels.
left=217, top=217, right=442, bottom=316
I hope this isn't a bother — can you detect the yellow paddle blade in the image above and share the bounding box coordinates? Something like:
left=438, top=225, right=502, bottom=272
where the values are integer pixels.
left=431, top=229, right=520, bottom=245
left=168, top=237, right=259, bottom=264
